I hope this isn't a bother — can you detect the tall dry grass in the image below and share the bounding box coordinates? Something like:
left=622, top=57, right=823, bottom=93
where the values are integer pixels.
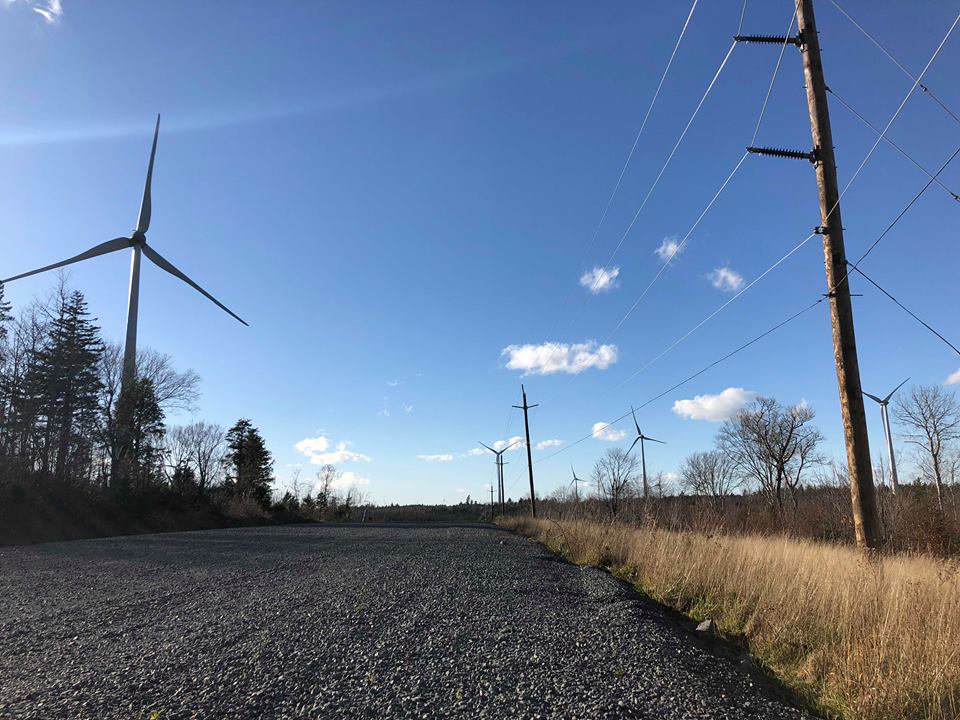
left=502, top=517, right=960, bottom=720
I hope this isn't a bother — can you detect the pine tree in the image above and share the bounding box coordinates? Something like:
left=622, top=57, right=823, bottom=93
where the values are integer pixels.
left=120, top=378, right=166, bottom=489
left=224, top=419, right=274, bottom=507
left=28, top=290, right=103, bottom=483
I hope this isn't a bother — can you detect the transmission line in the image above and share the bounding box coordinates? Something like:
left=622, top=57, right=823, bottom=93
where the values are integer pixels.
left=828, top=0, right=960, bottom=127
left=827, top=86, right=960, bottom=201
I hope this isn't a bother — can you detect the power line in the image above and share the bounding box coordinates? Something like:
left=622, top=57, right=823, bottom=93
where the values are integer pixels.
left=751, top=11, right=798, bottom=145
left=828, top=0, right=960, bottom=127
left=595, top=41, right=739, bottom=278
left=534, top=298, right=826, bottom=466
left=827, top=86, right=960, bottom=201
left=544, top=0, right=701, bottom=340
left=850, top=265, right=960, bottom=357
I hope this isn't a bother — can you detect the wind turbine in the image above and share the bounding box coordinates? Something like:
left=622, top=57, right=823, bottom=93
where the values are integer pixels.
left=626, top=406, right=665, bottom=500
left=569, top=464, right=586, bottom=502
left=863, top=377, right=909, bottom=495
left=479, top=440, right=518, bottom=515
left=2, top=115, right=247, bottom=406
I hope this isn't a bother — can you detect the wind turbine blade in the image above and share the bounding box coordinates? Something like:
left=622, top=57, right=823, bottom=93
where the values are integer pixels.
left=631, top=406, right=641, bottom=435
left=137, top=115, right=160, bottom=234
left=884, top=377, right=910, bottom=403
left=504, top=440, right=521, bottom=451
left=141, top=244, right=248, bottom=326
left=627, top=437, right=640, bottom=456
left=3, top=237, right=130, bottom=283
left=478, top=442, right=496, bottom=454
left=862, top=391, right=884, bottom=404
left=644, top=435, right=666, bottom=445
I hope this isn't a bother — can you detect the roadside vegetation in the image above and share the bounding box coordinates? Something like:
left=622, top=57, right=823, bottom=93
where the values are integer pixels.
left=498, top=392, right=960, bottom=719
left=502, top=516, right=959, bottom=720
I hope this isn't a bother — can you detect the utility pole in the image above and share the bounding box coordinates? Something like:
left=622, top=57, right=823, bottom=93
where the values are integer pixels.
left=489, top=483, right=494, bottom=521
left=513, top=384, right=538, bottom=518
left=736, top=0, right=881, bottom=549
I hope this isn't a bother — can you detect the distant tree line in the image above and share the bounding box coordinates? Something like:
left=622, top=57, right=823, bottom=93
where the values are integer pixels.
left=0, top=279, right=277, bottom=542
left=544, top=393, right=960, bottom=555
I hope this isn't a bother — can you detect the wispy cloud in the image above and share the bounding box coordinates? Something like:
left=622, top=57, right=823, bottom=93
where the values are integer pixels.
left=402, top=403, right=414, bottom=414
left=295, top=435, right=372, bottom=465
left=3, top=0, right=63, bottom=23
left=946, top=369, right=960, bottom=385
left=708, top=266, right=744, bottom=292
left=416, top=453, right=454, bottom=463
left=655, top=236, right=683, bottom=262
left=502, top=341, right=617, bottom=375
left=672, top=387, right=757, bottom=421
left=465, top=447, right=488, bottom=457
left=33, top=0, right=61, bottom=22
left=535, top=438, right=562, bottom=450
left=579, top=266, right=620, bottom=294
left=592, top=422, right=628, bottom=442
left=328, top=471, right=371, bottom=491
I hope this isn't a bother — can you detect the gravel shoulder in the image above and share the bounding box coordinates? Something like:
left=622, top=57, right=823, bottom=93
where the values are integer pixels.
left=0, top=524, right=812, bottom=719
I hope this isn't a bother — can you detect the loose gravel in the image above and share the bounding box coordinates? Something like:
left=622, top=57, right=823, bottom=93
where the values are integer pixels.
left=0, top=524, right=812, bottom=719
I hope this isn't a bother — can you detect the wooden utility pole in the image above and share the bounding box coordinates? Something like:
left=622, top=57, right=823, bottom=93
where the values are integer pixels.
left=737, top=0, right=882, bottom=549
left=489, top=483, right=495, bottom=521
left=513, top=384, right=538, bottom=518
left=796, top=0, right=880, bottom=549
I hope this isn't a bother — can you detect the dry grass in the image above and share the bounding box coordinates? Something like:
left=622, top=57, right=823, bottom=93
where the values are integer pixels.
left=501, top=517, right=960, bottom=720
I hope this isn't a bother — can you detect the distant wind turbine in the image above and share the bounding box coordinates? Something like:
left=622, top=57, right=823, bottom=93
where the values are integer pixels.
left=569, top=464, right=586, bottom=502
left=626, top=406, right=665, bottom=500
left=479, top=440, right=518, bottom=515
left=863, top=377, right=909, bottom=495
left=3, top=115, right=247, bottom=403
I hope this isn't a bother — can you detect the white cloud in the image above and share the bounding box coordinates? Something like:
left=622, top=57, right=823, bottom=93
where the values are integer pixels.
left=494, top=436, right=526, bottom=452
left=465, top=447, right=488, bottom=457
left=655, top=236, right=683, bottom=262
left=502, top=341, right=617, bottom=375
left=579, top=266, right=620, bottom=294
left=5, top=0, right=64, bottom=23
left=592, top=422, right=628, bottom=442
left=946, top=369, right=960, bottom=385
left=33, top=0, right=60, bottom=22
left=417, top=453, right=454, bottom=463
left=377, top=396, right=390, bottom=417
left=672, top=387, right=757, bottom=421
left=403, top=403, right=414, bottom=414
left=330, top=471, right=371, bottom=491
left=295, top=436, right=372, bottom=465
left=709, top=266, right=744, bottom=292
left=535, top=438, right=562, bottom=450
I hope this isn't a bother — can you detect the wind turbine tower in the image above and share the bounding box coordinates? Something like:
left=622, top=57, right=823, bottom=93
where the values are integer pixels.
left=863, top=378, right=909, bottom=495
left=626, top=407, right=665, bottom=500
left=3, top=116, right=247, bottom=481
left=569, top=464, right=586, bottom=502
left=479, top=440, right=518, bottom=515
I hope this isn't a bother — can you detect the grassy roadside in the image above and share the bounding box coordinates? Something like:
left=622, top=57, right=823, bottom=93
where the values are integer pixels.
left=500, top=516, right=960, bottom=720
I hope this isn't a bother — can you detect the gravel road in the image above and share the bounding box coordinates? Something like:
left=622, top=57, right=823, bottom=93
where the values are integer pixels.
left=0, top=524, right=811, bottom=719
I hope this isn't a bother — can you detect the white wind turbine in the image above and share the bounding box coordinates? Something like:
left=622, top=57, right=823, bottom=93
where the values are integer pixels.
left=3, top=115, right=247, bottom=400
left=863, top=377, right=909, bottom=495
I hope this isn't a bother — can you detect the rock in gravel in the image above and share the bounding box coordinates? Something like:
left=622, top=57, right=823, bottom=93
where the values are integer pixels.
left=0, top=524, right=812, bottom=719
left=696, top=618, right=716, bottom=635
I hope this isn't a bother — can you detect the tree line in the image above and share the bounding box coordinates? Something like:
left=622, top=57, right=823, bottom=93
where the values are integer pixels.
left=551, top=392, right=960, bottom=554
left=0, top=279, right=276, bottom=541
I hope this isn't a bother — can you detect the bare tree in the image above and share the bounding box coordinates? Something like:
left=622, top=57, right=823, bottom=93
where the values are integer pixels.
left=717, top=397, right=824, bottom=512
left=894, top=384, right=960, bottom=513
left=184, top=421, right=226, bottom=494
left=314, top=464, right=339, bottom=516
left=592, top=447, right=639, bottom=517
left=680, top=450, right=741, bottom=511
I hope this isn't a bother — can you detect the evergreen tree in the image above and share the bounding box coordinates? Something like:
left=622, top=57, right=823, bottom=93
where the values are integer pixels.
left=224, top=419, right=274, bottom=507
left=119, top=378, right=166, bottom=489
left=28, top=290, right=103, bottom=483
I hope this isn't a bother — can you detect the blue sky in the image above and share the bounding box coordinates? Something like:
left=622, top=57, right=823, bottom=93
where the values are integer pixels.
left=2, top=1, right=958, bottom=503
